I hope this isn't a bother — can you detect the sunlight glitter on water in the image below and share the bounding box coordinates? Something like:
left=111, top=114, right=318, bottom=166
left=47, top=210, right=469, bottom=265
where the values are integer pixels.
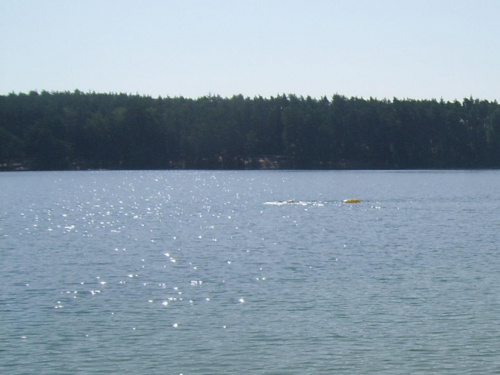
left=2, top=170, right=500, bottom=375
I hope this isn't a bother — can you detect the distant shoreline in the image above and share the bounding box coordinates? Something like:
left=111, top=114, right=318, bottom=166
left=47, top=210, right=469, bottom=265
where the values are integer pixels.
left=2, top=91, right=500, bottom=171
left=2, top=158, right=498, bottom=172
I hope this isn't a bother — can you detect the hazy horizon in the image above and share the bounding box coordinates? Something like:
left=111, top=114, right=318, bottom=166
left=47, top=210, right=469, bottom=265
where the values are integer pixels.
left=2, top=0, right=499, bottom=102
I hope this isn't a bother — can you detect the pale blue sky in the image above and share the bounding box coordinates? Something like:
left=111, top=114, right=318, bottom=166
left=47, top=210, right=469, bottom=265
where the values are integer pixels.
left=1, top=0, right=499, bottom=101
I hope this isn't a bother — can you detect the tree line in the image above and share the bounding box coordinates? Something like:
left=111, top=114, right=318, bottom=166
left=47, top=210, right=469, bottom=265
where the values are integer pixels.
left=1, top=90, right=500, bottom=170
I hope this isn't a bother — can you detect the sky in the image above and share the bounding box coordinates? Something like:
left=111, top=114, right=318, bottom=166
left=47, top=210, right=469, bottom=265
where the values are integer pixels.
left=1, top=0, right=499, bottom=101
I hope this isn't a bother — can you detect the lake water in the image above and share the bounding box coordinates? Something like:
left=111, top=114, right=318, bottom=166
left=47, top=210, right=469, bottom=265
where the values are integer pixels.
left=1, top=170, right=499, bottom=374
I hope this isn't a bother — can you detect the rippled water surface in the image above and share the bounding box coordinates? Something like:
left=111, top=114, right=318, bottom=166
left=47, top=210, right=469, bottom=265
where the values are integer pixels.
left=1, top=170, right=499, bottom=374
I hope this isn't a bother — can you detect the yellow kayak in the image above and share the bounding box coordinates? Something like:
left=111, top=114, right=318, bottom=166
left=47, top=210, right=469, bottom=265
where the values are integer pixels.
left=343, top=199, right=361, bottom=204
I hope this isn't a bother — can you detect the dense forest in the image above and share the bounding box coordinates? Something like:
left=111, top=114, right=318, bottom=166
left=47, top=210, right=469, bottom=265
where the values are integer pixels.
left=1, top=90, right=500, bottom=170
